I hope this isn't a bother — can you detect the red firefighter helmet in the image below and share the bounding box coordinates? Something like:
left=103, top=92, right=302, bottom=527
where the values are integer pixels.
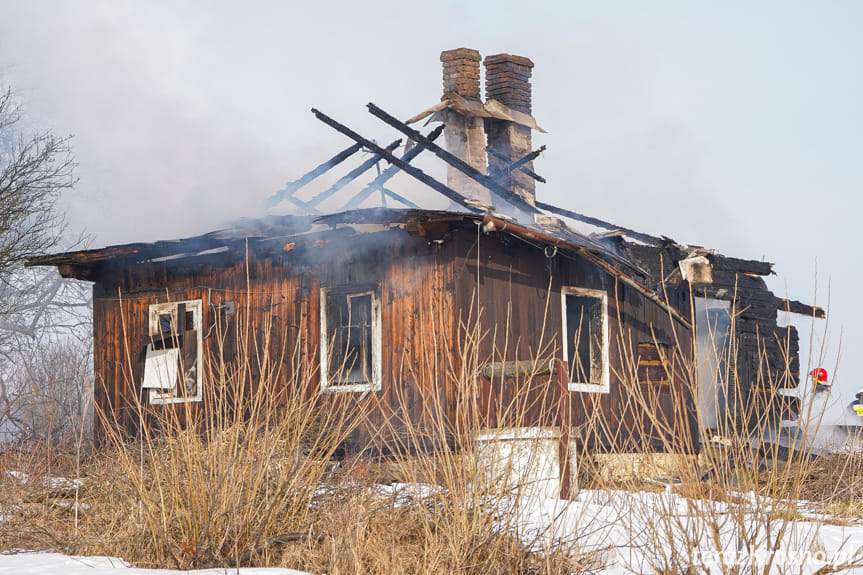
left=811, top=367, right=828, bottom=385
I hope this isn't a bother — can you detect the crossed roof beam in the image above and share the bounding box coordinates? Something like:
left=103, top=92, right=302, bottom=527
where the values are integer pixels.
left=263, top=103, right=547, bottom=217
left=263, top=102, right=666, bottom=249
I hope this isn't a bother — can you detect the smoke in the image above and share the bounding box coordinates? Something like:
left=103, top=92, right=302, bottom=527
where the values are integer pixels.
left=0, top=2, right=731, bottom=250
left=0, top=1, right=284, bottom=245
left=531, top=43, right=740, bottom=255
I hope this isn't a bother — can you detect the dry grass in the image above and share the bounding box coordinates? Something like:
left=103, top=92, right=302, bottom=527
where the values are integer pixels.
left=803, top=451, right=863, bottom=512
left=2, top=288, right=863, bottom=574
left=574, top=293, right=863, bottom=574
left=0, top=301, right=589, bottom=574
left=0, top=442, right=588, bottom=574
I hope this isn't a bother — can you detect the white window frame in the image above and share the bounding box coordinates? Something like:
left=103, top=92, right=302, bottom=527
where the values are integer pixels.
left=561, top=287, right=610, bottom=394
left=145, top=299, right=203, bottom=405
left=320, top=287, right=382, bottom=394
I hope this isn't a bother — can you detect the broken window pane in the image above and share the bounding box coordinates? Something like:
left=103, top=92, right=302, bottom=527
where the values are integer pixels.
left=158, top=313, right=173, bottom=335
left=325, top=292, right=374, bottom=385
left=145, top=300, right=202, bottom=403
left=565, top=293, right=604, bottom=385
left=152, top=309, right=183, bottom=350
left=180, top=329, right=198, bottom=396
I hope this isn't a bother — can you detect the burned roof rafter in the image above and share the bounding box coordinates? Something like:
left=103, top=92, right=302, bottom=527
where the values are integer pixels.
left=306, top=138, right=402, bottom=210
left=265, top=142, right=362, bottom=209
left=342, top=124, right=444, bottom=211
left=366, top=102, right=540, bottom=217
left=780, top=298, right=826, bottom=319
left=310, top=107, right=483, bottom=214
left=264, top=99, right=547, bottom=222
left=265, top=100, right=665, bottom=277
left=265, top=120, right=448, bottom=215
left=488, top=145, right=547, bottom=184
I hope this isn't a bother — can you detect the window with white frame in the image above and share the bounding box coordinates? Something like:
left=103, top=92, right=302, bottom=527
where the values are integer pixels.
left=561, top=287, right=609, bottom=393
left=320, top=288, right=381, bottom=393
left=142, top=299, right=203, bottom=404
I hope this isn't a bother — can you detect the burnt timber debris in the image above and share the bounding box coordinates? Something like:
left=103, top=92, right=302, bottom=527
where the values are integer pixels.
left=28, top=48, right=825, bottom=497
left=488, top=145, right=547, bottom=184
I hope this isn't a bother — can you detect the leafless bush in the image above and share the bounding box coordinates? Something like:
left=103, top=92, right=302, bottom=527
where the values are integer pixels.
left=574, top=293, right=863, bottom=575
left=3, top=266, right=862, bottom=573
left=0, top=297, right=596, bottom=574
left=1, top=337, right=92, bottom=447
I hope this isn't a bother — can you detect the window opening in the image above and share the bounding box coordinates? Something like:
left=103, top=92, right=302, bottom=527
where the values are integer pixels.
left=143, top=299, right=203, bottom=404
left=561, top=288, right=609, bottom=393
left=320, top=288, right=381, bottom=393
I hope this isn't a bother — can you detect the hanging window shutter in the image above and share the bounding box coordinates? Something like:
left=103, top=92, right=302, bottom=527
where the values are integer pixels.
left=142, top=345, right=180, bottom=390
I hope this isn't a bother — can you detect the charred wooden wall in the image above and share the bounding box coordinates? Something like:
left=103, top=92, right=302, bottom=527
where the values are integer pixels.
left=90, top=229, right=461, bottom=445
left=628, top=242, right=806, bottom=432
left=90, top=224, right=696, bottom=454
left=451, top=229, right=696, bottom=453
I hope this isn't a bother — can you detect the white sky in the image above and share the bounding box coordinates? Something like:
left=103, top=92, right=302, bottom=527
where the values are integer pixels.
left=0, top=0, right=858, bottom=397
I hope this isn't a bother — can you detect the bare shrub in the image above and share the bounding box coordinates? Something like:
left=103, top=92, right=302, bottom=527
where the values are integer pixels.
left=0, top=294, right=599, bottom=573
left=574, top=291, right=863, bottom=575
left=4, top=271, right=863, bottom=573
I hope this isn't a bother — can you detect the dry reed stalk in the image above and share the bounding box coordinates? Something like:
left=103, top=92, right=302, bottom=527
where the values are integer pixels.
left=4, top=280, right=862, bottom=574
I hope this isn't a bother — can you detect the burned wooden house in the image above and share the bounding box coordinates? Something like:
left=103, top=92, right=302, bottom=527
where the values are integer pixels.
left=30, top=49, right=822, bottom=497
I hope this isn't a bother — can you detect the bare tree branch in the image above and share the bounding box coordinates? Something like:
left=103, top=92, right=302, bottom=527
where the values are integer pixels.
left=0, top=85, right=91, bottom=446
left=0, top=87, right=77, bottom=288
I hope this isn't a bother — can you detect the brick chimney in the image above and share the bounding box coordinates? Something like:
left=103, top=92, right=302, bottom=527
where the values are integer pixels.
left=440, top=48, right=491, bottom=207
left=484, top=54, right=536, bottom=207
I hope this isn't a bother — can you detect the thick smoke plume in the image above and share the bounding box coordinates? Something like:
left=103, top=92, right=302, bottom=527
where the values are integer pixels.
left=0, top=2, right=284, bottom=245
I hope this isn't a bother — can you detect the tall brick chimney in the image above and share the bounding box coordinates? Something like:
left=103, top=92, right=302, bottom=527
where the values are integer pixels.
left=484, top=54, right=536, bottom=207
left=440, top=48, right=491, bottom=207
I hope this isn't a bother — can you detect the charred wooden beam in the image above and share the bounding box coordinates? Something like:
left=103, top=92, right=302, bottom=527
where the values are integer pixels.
left=534, top=200, right=664, bottom=247
left=284, top=195, right=321, bottom=215
left=264, top=142, right=363, bottom=209
left=57, top=262, right=99, bottom=282
left=311, top=108, right=481, bottom=213
left=708, top=254, right=774, bottom=276
left=696, top=284, right=825, bottom=320
left=366, top=103, right=539, bottom=215
left=307, top=139, right=402, bottom=208
left=780, top=298, right=826, bottom=319
left=380, top=187, right=420, bottom=208
left=696, top=285, right=783, bottom=310
left=343, top=124, right=444, bottom=211
left=711, top=270, right=768, bottom=291
left=488, top=146, right=547, bottom=183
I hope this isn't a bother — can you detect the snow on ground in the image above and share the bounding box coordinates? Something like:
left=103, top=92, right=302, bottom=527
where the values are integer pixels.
left=4, top=485, right=863, bottom=574
left=513, top=489, right=863, bottom=574
left=368, top=483, right=863, bottom=573
left=0, top=551, right=312, bottom=575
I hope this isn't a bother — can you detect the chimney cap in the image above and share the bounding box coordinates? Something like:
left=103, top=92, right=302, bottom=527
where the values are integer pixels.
left=484, top=53, right=534, bottom=69
left=441, top=48, right=481, bottom=62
